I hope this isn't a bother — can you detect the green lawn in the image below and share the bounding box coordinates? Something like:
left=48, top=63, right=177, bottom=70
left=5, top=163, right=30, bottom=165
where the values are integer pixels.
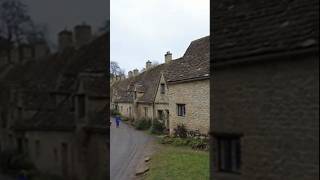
left=143, top=145, right=209, bottom=180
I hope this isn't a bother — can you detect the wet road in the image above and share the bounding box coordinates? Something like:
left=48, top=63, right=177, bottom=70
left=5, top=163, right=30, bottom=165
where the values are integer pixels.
left=110, top=117, right=154, bottom=180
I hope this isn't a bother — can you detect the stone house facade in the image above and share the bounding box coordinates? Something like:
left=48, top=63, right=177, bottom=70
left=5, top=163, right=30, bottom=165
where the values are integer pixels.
left=0, top=26, right=108, bottom=180
left=111, top=36, right=209, bottom=134
left=211, top=1, right=319, bottom=180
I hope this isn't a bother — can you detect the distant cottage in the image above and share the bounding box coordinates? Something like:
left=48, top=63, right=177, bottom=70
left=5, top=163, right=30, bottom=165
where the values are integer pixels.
left=111, top=36, right=209, bottom=134
left=0, top=24, right=108, bottom=180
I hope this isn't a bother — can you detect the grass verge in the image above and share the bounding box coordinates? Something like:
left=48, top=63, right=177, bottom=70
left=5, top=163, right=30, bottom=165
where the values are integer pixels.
left=143, top=145, right=209, bottom=180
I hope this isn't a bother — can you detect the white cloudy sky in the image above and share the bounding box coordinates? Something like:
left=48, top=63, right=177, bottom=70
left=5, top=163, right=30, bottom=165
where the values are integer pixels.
left=111, top=0, right=209, bottom=74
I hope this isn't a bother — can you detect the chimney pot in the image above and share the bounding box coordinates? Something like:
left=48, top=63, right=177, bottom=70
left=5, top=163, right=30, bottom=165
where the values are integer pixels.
left=165, top=51, right=172, bottom=63
left=146, top=60, right=152, bottom=70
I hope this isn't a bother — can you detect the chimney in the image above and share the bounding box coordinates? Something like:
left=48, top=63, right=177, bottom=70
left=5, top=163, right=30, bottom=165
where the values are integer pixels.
left=133, top=69, right=139, bottom=76
left=128, top=71, right=133, bottom=78
left=34, top=42, right=50, bottom=60
left=58, top=30, right=73, bottom=51
left=165, top=51, right=172, bottom=63
left=74, top=23, right=92, bottom=48
left=146, top=60, right=152, bottom=70
left=19, top=44, right=33, bottom=63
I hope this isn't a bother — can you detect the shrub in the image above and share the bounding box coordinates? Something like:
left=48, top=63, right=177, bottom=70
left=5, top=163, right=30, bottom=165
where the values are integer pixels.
left=110, top=109, right=120, bottom=116
left=150, top=119, right=165, bottom=134
left=189, top=138, right=209, bottom=150
left=134, top=118, right=151, bottom=130
left=0, top=150, right=36, bottom=175
left=160, top=136, right=209, bottom=150
left=173, top=124, right=188, bottom=138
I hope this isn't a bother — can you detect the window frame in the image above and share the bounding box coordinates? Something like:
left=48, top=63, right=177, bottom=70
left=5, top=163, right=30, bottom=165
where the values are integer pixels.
left=77, top=94, right=86, bottom=118
left=160, top=83, right=165, bottom=94
left=215, top=134, right=242, bottom=174
left=176, top=104, right=186, bottom=117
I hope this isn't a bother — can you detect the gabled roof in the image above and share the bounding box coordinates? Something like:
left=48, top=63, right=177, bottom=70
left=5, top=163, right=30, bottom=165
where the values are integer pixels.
left=79, top=74, right=108, bottom=97
left=213, top=0, right=319, bottom=63
left=112, top=35, right=210, bottom=103
left=3, top=33, right=109, bottom=131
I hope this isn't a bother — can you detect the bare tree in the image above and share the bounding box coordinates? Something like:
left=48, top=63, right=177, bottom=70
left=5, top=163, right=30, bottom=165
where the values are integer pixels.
left=110, top=61, right=125, bottom=77
left=0, top=0, right=46, bottom=63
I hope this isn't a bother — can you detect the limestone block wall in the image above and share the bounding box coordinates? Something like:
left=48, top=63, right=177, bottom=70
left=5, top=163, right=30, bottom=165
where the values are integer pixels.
left=25, top=131, right=75, bottom=178
left=168, top=79, right=210, bottom=134
left=211, top=56, right=319, bottom=180
left=136, top=103, right=153, bottom=120
left=117, top=102, right=134, bottom=119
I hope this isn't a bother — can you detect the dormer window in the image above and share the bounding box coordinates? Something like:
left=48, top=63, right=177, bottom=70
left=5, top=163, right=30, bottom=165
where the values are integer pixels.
left=160, top=83, right=165, bottom=94
left=78, top=94, right=86, bottom=118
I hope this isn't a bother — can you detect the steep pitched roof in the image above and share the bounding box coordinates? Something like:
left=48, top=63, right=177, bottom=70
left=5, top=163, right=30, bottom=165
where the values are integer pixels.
left=79, top=74, right=108, bottom=97
left=112, top=35, right=210, bottom=103
left=213, top=0, right=319, bottom=63
left=56, top=33, right=108, bottom=93
left=7, top=33, right=109, bottom=131
left=166, top=36, right=210, bottom=83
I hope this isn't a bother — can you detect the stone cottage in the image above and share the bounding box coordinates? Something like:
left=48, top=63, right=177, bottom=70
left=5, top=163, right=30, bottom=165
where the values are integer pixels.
left=0, top=25, right=109, bottom=180
left=211, top=0, right=319, bottom=180
left=111, top=36, right=209, bottom=134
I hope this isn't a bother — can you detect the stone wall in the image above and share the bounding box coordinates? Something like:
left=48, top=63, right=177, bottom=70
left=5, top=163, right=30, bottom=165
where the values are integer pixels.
left=117, top=102, right=134, bottom=119
left=211, top=55, right=319, bottom=180
left=136, top=103, right=153, bottom=120
left=25, top=131, right=74, bottom=178
left=168, top=79, right=210, bottom=134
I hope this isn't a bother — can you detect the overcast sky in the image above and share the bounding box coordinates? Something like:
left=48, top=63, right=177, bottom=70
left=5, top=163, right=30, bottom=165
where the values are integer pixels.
left=111, top=0, right=209, bottom=74
left=24, top=0, right=109, bottom=49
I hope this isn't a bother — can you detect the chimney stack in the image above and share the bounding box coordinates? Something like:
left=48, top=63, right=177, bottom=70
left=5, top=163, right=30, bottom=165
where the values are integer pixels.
left=146, top=60, right=152, bottom=70
left=58, top=30, right=73, bottom=51
left=165, top=51, right=172, bottom=63
left=133, top=69, right=139, bottom=76
left=74, top=23, right=92, bottom=48
left=128, top=71, right=133, bottom=78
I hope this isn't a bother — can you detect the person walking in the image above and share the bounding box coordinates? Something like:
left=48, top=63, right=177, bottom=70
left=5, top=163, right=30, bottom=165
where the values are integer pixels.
left=115, top=115, right=121, bottom=128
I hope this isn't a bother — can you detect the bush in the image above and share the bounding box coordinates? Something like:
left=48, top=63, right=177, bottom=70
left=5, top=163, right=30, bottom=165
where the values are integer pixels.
left=189, top=138, right=209, bottom=150
left=0, top=150, right=36, bottom=175
left=160, top=136, right=208, bottom=150
left=134, top=118, right=151, bottom=130
left=173, top=124, right=188, bottom=138
left=150, top=119, right=165, bottom=134
left=111, top=109, right=120, bottom=116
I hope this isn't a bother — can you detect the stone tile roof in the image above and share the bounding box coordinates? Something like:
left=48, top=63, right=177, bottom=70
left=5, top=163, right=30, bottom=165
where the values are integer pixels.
left=14, top=99, right=75, bottom=131
left=80, top=74, right=108, bottom=97
left=56, top=33, right=108, bottom=93
left=213, top=0, right=319, bottom=63
left=4, top=33, right=109, bottom=131
left=112, top=35, right=209, bottom=103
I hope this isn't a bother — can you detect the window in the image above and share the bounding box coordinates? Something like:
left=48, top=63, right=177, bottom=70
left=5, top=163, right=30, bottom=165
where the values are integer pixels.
left=177, top=104, right=186, bottom=117
left=1, top=111, right=7, bottom=128
left=158, top=110, right=164, bottom=120
left=160, top=83, right=165, bottom=94
left=144, top=107, right=148, bottom=117
left=54, top=148, right=58, bottom=162
left=17, top=138, right=23, bottom=153
left=35, top=140, right=41, bottom=158
left=24, top=138, right=29, bottom=155
left=78, top=95, right=85, bottom=118
left=216, top=136, right=241, bottom=173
